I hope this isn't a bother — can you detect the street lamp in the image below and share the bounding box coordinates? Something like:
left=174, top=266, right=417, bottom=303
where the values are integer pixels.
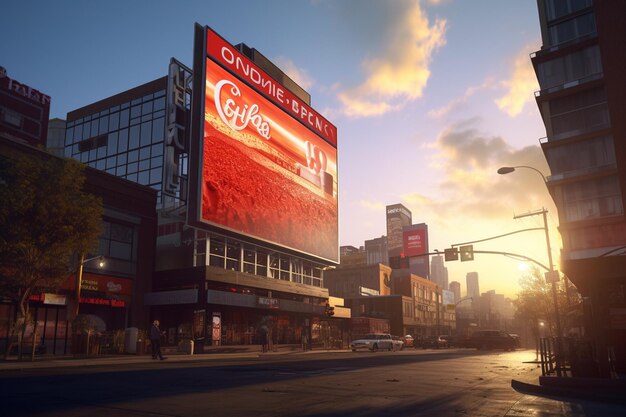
left=73, top=254, right=105, bottom=318
left=498, top=165, right=564, bottom=375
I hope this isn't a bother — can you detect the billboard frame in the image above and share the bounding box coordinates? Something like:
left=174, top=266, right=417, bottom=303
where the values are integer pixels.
left=188, top=24, right=338, bottom=264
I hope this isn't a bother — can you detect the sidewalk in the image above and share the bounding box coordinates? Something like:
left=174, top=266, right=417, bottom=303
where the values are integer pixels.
left=0, top=345, right=345, bottom=372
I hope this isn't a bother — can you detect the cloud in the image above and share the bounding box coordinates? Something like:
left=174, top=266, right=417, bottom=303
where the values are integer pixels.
left=495, top=44, right=539, bottom=117
left=408, top=119, right=551, bottom=222
left=428, top=80, right=495, bottom=119
left=359, top=199, right=386, bottom=211
left=338, top=1, right=447, bottom=118
left=274, top=57, right=315, bottom=91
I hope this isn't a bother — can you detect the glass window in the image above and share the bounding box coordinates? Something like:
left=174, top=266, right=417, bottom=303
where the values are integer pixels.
left=138, top=160, right=150, bottom=171
left=547, top=12, right=596, bottom=46
left=544, top=0, right=592, bottom=21
left=127, top=162, right=138, bottom=174
left=142, top=93, right=154, bottom=102
left=151, top=143, right=163, bottom=157
left=99, top=115, right=109, bottom=135
left=116, top=165, right=126, bottom=176
left=153, top=97, right=165, bottom=111
left=149, top=168, right=161, bottom=184
left=90, top=119, right=99, bottom=137
left=117, top=153, right=127, bottom=165
left=154, top=89, right=166, bottom=98
left=537, top=45, right=602, bottom=91
left=153, top=110, right=166, bottom=119
left=88, top=149, right=97, bottom=162
left=118, top=128, right=129, bottom=152
left=138, top=170, right=149, bottom=185
left=106, top=157, right=116, bottom=169
left=129, top=125, right=140, bottom=149
left=109, top=105, right=120, bottom=112
left=131, top=98, right=142, bottom=106
left=140, top=121, right=151, bottom=147
left=109, top=112, right=120, bottom=131
left=83, top=121, right=91, bottom=139
left=121, top=102, right=130, bottom=110
left=558, top=176, right=624, bottom=222
left=96, top=159, right=106, bottom=170
left=96, top=145, right=107, bottom=160
left=545, top=136, right=615, bottom=175
left=110, top=241, right=132, bottom=260
left=152, top=117, right=165, bottom=143
left=107, top=131, right=118, bottom=154
left=127, top=173, right=138, bottom=182
left=130, top=105, right=141, bottom=119
left=151, top=156, right=163, bottom=167
left=119, top=109, right=129, bottom=128
left=141, top=101, right=153, bottom=115
left=139, top=146, right=151, bottom=160
left=128, top=150, right=139, bottom=162
left=74, top=124, right=83, bottom=141
left=64, top=127, right=74, bottom=146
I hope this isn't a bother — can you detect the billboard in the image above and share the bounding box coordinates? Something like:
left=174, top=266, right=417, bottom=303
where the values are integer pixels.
left=190, top=25, right=338, bottom=263
left=403, top=227, right=427, bottom=257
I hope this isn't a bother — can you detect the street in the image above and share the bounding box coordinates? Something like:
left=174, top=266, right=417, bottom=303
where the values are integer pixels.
left=2, top=348, right=626, bottom=417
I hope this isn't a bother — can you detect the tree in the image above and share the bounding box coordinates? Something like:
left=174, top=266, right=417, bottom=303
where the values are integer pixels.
left=0, top=154, right=103, bottom=358
left=514, top=267, right=578, bottom=348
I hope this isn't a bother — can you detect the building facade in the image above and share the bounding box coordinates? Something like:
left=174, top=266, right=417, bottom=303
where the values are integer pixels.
left=449, top=281, right=461, bottom=303
left=532, top=0, right=626, bottom=375
left=0, top=135, right=157, bottom=355
left=0, top=66, right=50, bottom=147
left=430, top=255, right=448, bottom=290
left=62, top=25, right=342, bottom=351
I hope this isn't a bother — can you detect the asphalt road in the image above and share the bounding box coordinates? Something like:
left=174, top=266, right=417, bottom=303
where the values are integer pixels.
left=1, top=349, right=625, bottom=417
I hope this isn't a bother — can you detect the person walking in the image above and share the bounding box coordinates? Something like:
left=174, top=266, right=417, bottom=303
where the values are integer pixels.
left=150, top=320, right=167, bottom=360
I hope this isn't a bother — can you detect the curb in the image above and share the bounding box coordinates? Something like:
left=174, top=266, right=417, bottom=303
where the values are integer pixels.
left=511, top=379, right=626, bottom=405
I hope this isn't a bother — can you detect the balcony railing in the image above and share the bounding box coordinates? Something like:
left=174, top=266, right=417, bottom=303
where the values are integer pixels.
left=534, top=72, right=603, bottom=98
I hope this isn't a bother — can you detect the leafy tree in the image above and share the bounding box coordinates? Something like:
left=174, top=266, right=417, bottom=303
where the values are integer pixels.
left=0, top=154, right=102, bottom=358
left=514, top=266, right=578, bottom=343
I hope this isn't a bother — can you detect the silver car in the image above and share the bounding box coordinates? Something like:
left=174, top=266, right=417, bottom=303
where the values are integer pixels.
left=350, top=334, right=394, bottom=352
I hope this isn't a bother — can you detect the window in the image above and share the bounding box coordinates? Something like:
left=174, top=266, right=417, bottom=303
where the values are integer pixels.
left=547, top=12, right=596, bottom=46
left=549, top=87, right=610, bottom=138
left=97, top=219, right=136, bottom=276
left=537, top=45, right=602, bottom=91
left=557, top=176, right=624, bottom=222
left=544, top=0, right=592, bottom=22
left=546, top=135, right=615, bottom=176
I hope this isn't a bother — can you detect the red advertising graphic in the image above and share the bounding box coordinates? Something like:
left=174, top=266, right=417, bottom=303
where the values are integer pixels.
left=403, top=228, right=427, bottom=258
left=206, top=28, right=337, bottom=147
left=201, top=58, right=338, bottom=262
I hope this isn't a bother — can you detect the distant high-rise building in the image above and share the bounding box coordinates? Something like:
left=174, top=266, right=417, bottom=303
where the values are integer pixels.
left=430, top=255, right=447, bottom=289
left=449, top=281, right=461, bottom=303
left=466, top=272, right=480, bottom=300
left=386, top=203, right=412, bottom=260
left=364, top=236, right=388, bottom=266
left=403, top=223, right=430, bottom=278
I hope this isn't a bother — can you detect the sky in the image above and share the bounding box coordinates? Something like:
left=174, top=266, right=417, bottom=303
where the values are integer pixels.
left=1, top=0, right=558, bottom=298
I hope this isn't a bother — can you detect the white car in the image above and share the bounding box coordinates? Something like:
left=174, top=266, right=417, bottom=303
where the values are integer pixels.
left=391, top=335, right=405, bottom=351
left=350, top=334, right=394, bottom=352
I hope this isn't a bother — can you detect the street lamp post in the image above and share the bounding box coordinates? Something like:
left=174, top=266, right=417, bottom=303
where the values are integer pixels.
left=498, top=165, right=565, bottom=376
left=73, top=254, right=105, bottom=319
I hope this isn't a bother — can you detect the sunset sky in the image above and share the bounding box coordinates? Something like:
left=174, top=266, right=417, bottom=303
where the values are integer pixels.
left=1, top=0, right=557, bottom=298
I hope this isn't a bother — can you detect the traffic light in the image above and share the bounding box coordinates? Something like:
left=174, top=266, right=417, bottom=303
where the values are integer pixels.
left=325, top=303, right=335, bottom=317
left=444, top=248, right=459, bottom=262
left=460, top=245, right=474, bottom=262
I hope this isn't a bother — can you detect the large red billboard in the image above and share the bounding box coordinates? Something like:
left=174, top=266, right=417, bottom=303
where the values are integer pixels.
left=191, top=26, right=338, bottom=263
left=403, top=228, right=428, bottom=258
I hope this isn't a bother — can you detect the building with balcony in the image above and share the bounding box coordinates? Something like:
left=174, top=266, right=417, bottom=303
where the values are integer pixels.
left=532, top=0, right=626, bottom=375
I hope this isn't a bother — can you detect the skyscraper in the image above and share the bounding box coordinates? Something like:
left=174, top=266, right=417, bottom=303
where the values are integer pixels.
left=430, top=255, right=448, bottom=289
left=466, top=272, right=479, bottom=300
left=449, top=281, right=461, bottom=303
left=532, top=0, right=626, bottom=375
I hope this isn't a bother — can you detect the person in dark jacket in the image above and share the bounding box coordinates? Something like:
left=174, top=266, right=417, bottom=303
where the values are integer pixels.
left=150, top=320, right=166, bottom=360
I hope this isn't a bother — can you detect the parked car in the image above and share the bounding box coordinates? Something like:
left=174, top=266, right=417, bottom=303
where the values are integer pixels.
left=421, top=335, right=449, bottom=349
left=391, top=335, right=405, bottom=351
left=402, top=334, right=414, bottom=348
left=350, top=334, right=394, bottom=352
left=468, top=330, right=518, bottom=351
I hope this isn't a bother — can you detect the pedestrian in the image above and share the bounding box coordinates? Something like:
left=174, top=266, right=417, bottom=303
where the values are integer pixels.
left=150, top=320, right=167, bottom=360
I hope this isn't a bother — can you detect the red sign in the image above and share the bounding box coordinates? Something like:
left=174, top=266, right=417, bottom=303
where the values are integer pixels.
left=200, top=57, right=338, bottom=262
left=403, top=228, right=427, bottom=257
left=61, top=272, right=133, bottom=297
left=206, top=28, right=337, bottom=147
